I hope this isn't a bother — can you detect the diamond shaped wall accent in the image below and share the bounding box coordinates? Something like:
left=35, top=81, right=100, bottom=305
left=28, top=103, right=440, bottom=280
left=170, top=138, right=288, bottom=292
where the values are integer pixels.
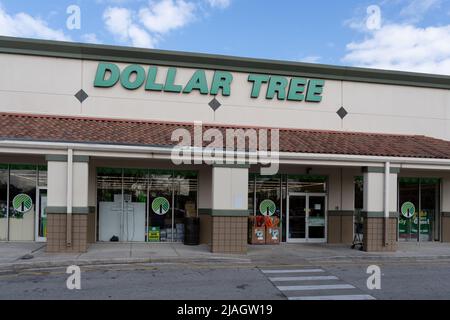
left=209, top=98, right=222, bottom=111
left=337, top=107, right=348, bottom=119
left=74, top=89, right=89, bottom=103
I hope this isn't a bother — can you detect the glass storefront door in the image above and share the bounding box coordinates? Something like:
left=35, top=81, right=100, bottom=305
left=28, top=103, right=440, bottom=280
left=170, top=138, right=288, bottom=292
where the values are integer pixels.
left=287, top=193, right=326, bottom=242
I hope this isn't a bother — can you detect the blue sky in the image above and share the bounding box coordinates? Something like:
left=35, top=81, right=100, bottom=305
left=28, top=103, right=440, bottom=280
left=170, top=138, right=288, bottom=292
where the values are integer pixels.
left=1, top=0, right=450, bottom=74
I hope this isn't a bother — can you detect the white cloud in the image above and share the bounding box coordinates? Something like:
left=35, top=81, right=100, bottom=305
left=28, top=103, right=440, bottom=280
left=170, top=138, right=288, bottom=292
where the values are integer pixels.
left=205, top=0, right=231, bottom=9
left=0, top=5, right=70, bottom=41
left=102, top=0, right=232, bottom=48
left=139, top=0, right=196, bottom=34
left=103, top=6, right=156, bottom=48
left=400, top=0, right=441, bottom=22
left=81, top=33, right=102, bottom=44
left=343, top=24, right=450, bottom=75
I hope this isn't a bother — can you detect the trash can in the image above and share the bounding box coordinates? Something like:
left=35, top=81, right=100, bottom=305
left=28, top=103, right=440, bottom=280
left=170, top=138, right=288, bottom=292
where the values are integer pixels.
left=184, top=217, right=200, bottom=245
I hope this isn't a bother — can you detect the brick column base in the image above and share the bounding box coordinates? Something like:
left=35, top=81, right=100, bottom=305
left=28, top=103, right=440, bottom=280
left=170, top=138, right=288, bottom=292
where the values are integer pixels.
left=211, top=216, right=247, bottom=254
left=46, top=214, right=88, bottom=253
left=363, top=217, right=397, bottom=252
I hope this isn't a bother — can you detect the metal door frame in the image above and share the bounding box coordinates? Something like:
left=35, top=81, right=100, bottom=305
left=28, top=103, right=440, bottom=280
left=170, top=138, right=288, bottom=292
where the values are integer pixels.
left=287, top=192, right=327, bottom=243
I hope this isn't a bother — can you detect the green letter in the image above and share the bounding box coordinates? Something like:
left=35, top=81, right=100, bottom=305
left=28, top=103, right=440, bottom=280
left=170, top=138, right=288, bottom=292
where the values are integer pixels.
left=287, top=78, right=307, bottom=101
left=164, top=68, right=183, bottom=93
left=94, top=62, right=120, bottom=87
left=210, top=71, right=233, bottom=96
left=306, top=79, right=325, bottom=102
left=248, top=74, right=270, bottom=98
left=266, top=76, right=288, bottom=100
left=120, top=64, right=145, bottom=90
left=145, top=66, right=164, bottom=91
left=183, top=70, right=209, bottom=95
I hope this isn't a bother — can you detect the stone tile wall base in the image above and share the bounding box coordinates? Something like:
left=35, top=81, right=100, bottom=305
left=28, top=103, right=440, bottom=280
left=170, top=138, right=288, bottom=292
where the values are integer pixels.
left=211, top=216, right=247, bottom=254
left=46, top=214, right=88, bottom=253
left=363, top=217, right=397, bottom=252
left=328, top=215, right=354, bottom=244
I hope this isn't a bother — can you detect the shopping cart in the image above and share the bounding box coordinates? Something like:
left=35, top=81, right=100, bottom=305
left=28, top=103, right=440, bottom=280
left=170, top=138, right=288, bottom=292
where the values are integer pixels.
left=351, top=222, right=364, bottom=250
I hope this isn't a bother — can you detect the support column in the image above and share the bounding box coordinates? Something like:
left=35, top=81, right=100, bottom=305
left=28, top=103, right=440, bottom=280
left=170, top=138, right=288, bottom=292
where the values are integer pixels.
left=200, top=165, right=249, bottom=254
left=441, top=177, right=450, bottom=242
left=328, top=168, right=357, bottom=244
left=46, top=154, right=91, bottom=253
left=362, top=166, right=399, bottom=252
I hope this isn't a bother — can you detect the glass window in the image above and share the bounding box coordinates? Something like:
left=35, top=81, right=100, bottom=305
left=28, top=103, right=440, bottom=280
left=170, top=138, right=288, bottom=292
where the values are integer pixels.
left=173, top=171, right=198, bottom=242
left=355, top=177, right=364, bottom=210
left=9, top=166, right=37, bottom=241
left=148, top=171, right=173, bottom=242
left=97, top=168, right=123, bottom=241
left=38, top=165, right=47, bottom=187
left=0, top=166, right=8, bottom=241
left=97, top=168, right=199, bottom=243
left=419, top=179, right=440, bottom=242
left=255, top=176, right=281, bottom=217
left=399, top=178, right=420, bottom=241
left=123, top=169, right=147, bottom=242
left=354, top=176, right=364, bottom=224
left=398, top=178, right=439, bottom=242
left=248, top=174, right=255, bottom=216
left=97, top=168, right=123, bottom=202
left=288, top=175, right=327, bottom=193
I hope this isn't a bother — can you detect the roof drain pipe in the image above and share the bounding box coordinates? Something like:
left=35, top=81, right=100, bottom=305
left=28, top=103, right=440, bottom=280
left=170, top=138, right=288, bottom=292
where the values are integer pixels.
left=384, top=161, right=390, bottom=247
left=66, top=148, right=73, bottom=248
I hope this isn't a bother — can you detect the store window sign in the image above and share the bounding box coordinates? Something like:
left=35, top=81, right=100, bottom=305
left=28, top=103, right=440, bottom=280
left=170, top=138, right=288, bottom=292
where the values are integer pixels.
left=94, top=62, right=325, bottom=103
left=152, top=197, right=170, bottom=215
left=401, top=202, right=415, bottom=219
left=12, top=194, right=33, bottom=214
left=259, top=199, right=276, bottom=216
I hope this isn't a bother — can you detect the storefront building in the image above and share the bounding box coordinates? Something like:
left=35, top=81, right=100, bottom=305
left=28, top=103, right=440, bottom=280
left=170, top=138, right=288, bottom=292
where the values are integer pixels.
left=1, top=36, right=450, bottom=253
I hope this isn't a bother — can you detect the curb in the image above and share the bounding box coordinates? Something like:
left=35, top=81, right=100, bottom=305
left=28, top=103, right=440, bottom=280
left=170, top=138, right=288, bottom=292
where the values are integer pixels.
left=0, top=256, right=253, bottom=274
left=305, top=255, right=450, bottom=263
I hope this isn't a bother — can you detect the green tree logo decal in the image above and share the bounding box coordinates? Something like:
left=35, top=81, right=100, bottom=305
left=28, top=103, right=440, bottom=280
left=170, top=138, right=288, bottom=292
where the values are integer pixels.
left=13, top=194, right=33, bottom=213
left=152, top=197, right=170, bottom=215
left=259, top=199, right=276, bottom=216
left=401, top=202, right=415, bottom=219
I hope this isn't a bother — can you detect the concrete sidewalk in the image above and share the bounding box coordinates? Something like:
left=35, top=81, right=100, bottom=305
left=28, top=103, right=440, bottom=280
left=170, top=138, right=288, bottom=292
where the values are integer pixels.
left=0, top=242, right=251, bottom=272
left=1, top=241, right=450, bottom=272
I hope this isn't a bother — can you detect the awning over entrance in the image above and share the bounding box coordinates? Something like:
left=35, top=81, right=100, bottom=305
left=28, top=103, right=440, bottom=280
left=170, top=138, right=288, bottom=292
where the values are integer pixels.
left=2, top=112, right=450, bottom=159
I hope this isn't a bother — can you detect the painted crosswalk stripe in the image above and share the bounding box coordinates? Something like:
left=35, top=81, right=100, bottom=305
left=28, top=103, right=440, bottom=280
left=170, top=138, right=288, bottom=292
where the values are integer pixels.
left=261, top=269, right=324, bottom=274
left=288, top=294, right=375, bottom=301
left=277, top=284, right=355, bottom=291
left=269, top=276, right=338, bottom=282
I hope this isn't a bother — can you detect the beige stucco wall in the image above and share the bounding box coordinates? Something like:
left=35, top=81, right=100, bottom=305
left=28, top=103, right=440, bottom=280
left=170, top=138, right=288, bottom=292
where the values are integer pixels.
left=212, top=167, right=248, bottom=211
left=47, top=161, right=67, bottom=208
left=1, top=53, right=450, bottom=140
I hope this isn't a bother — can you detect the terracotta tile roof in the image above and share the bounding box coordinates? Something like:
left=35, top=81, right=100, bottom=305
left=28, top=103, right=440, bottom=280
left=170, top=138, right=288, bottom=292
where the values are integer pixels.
left=1, top=112, right=450, bottom=159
